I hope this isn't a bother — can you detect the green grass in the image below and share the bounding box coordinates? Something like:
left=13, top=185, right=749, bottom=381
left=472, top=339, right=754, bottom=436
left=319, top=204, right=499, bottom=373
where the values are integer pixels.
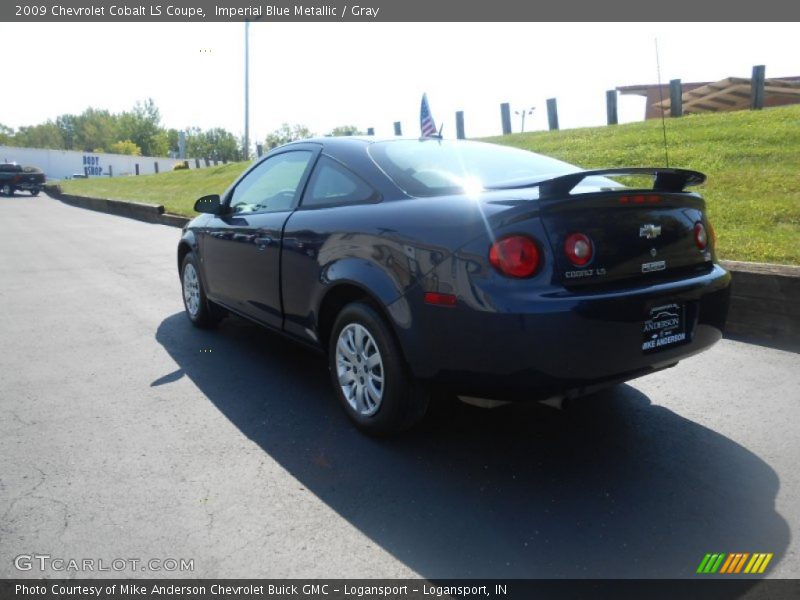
left=56, top=162, right=249, bottom=217
left=55, top=105, right=800, bottom=264
left=485, top=105, right=800, bottom=265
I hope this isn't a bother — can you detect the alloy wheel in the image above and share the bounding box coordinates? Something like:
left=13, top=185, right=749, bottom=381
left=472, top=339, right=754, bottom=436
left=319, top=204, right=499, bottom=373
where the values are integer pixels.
left=335, top=323, right=385, bottom=416
left=183, top=263, right=201, bottom=317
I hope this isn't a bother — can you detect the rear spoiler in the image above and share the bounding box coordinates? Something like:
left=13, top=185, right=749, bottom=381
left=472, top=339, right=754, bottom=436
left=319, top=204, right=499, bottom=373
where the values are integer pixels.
left=538, top=167, right=706, bottom=200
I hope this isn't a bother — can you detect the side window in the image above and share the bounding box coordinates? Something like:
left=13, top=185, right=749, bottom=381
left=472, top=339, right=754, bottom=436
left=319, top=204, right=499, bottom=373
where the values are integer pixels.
left=302, top=156, right=379, bottom=208
left=230, top=150, right=313, bottom=214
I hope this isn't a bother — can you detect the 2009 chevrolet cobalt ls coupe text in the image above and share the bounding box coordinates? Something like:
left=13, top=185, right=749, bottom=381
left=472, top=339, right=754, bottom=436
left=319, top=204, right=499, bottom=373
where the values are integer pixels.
left=178, top=137, right=731, bottom=435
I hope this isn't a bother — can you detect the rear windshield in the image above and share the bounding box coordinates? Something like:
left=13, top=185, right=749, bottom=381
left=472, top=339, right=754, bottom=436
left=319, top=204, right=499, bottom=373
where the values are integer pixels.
left=369, top=139, right=608, bottom=197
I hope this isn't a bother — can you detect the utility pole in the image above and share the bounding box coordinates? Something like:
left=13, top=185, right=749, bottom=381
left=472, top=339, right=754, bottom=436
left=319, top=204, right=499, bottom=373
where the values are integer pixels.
left=515, top=106, right=535, bottom=132
left=243, top=21, right=250, bottom=160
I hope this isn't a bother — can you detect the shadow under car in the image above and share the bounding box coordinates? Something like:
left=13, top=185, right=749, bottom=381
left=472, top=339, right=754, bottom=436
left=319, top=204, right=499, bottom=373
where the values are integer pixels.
left=154, top=312, right=789, bottom=579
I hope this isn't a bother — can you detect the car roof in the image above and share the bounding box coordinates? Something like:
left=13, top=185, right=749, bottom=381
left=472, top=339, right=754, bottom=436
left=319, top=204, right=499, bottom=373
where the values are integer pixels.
left=283, top=136, right=454, bottom=149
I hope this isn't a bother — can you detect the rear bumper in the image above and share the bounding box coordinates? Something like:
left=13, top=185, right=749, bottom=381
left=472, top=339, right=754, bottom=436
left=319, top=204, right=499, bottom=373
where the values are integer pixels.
left=393, top=264, right=731, bottom=398
left=16, top=181, right=43, bottom=190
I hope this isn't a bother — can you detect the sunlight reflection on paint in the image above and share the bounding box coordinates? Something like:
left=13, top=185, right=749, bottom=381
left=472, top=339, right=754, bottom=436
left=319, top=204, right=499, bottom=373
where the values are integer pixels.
left=460, top=176, right=484, bottom=200
left=452, top=174, right=497, bottom=244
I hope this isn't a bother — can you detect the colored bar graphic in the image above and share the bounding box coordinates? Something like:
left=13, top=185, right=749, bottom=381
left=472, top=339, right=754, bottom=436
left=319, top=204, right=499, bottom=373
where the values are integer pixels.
left=721, top=553, right=747, bottom=574
left=758, top=554, right=774, bottom=573
left=744, top=554, right=759, bottom=573
left=734, top=553, right=750, bottom=574
left=698, top=552, right=772, bottom=574
left=705, top=554, right=720, bottom=573
left=751, top=554, right=767, bottom=573
left=697, top=554, right=712, bottom=574
left=697, top=554, right=726, bottom=573
left=710, top=554, right=725, bottom=573
left=719, top=554, right=736, bottom=574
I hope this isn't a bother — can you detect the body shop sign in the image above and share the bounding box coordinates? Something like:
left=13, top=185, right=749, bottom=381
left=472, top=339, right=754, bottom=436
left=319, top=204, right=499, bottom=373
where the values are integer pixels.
left=83, top=155, right=102, bottom=176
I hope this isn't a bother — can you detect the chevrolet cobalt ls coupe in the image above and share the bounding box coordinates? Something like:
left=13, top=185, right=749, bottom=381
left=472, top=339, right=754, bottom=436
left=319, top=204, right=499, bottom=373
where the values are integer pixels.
left=178, top=138, right=730, bottom=435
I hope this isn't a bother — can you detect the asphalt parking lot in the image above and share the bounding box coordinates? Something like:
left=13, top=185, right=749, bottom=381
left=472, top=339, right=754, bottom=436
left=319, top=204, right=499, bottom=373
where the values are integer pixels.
left=1, top=193, right=798, bottom=579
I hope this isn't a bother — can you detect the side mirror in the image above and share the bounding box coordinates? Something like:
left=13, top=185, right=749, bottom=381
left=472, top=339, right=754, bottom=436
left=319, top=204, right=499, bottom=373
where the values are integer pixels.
left=194, top=194, right=222, bottom=214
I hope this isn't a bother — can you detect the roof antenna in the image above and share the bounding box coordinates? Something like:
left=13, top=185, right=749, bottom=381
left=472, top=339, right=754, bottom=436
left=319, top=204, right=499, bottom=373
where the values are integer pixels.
left=654, top=38, right=670, bottom=167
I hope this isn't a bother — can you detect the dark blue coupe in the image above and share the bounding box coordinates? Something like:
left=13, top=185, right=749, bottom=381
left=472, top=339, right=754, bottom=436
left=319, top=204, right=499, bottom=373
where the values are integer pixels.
left=178, top=137, right=731, bottom=435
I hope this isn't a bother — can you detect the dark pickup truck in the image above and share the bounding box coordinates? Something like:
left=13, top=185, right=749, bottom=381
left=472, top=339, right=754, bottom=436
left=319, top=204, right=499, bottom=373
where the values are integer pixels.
left=0, top=163, right=46, bottom=196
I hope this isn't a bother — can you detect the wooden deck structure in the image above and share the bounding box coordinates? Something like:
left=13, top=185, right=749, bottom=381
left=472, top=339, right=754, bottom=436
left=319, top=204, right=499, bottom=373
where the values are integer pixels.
left=617, top=75, right=800, bottom=119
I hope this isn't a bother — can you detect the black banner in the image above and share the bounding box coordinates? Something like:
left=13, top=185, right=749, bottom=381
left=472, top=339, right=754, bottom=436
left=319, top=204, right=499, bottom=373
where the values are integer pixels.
left=3, top=0, right=800, bottom=22
left=3, top=580, right=800, bottom=600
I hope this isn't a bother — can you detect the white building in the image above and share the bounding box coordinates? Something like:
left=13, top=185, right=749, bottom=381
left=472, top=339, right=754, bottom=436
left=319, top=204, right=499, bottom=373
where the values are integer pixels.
left=0, top=146, right=192, bottom=180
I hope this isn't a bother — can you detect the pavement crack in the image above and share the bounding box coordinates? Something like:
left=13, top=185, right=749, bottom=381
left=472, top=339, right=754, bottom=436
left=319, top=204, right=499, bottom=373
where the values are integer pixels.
left=10, top=410, right=34, bottom=426
left=200, top=482, right=215, bottom=535
left=30, top=494, right=71, bottom=537
left=0, top=467, right=48, bottom=535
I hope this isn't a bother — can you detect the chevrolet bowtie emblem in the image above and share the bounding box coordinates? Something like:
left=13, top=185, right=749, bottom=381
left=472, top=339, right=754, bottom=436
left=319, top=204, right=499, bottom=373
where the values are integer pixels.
left=639, top=224, right=662, bottom=239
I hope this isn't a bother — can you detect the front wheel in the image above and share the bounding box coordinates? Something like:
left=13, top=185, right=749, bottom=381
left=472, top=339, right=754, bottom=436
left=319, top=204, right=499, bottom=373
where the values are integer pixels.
left=30, top=188, right=40, bottom=196
left=328, top=302, right=429, bottom=436
left=181, top=253, right=223, bottom=328
left=1, top=184, right=12, bottom=196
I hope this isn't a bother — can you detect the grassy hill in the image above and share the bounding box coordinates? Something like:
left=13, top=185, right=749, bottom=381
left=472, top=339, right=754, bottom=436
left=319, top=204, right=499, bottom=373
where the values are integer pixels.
left=56, top=105, right=800, bottom=265
left=56, top=161, right=248, bottom=218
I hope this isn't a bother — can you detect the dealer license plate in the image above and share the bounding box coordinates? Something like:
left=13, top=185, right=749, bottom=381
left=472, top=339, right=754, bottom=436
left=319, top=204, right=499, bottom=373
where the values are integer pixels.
left=642, top=302, right=687, bottom=352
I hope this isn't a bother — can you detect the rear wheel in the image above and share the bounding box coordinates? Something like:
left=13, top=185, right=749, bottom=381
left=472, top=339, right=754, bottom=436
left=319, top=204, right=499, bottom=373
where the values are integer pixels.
left=1, top=184, right=12, bottom=196
left=181, top=253, right=224, bottom=328
left=30, top=188, right=40, bottom=196
left=329, top=302, right=429, bottom=436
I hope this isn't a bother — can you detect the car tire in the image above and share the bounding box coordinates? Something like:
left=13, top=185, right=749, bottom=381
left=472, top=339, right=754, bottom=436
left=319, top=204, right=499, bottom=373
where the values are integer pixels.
left=1, top=184, right=12, bottom=196
left=180, top=253, right=224, bottom=328
left=30, top=188, right=40, bottom=196
left=328, top=302, right=429, bottom=436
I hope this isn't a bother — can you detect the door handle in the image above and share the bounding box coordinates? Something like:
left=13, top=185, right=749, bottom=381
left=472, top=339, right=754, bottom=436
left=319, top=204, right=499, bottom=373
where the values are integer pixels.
left=255, top=236, right=273, bottom=249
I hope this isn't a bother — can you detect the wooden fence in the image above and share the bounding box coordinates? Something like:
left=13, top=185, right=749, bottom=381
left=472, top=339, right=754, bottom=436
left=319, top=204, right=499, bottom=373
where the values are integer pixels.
left=380, top=64, right=771, bottom=138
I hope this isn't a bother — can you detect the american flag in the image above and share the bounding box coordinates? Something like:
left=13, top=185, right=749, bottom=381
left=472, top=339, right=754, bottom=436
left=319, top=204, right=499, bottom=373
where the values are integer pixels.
left=420, top=93, right=437, bottom=137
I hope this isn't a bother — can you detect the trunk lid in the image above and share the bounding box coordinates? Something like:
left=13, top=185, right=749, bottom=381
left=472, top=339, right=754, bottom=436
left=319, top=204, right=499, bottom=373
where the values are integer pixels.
left=483, top=167, right=714, bottom=289
left=540, top=190, right=714, bottom=288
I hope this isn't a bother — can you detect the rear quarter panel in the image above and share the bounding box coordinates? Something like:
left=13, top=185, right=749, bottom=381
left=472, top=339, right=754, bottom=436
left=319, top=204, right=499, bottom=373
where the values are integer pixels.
left=280, top=196, right=494, bottom=344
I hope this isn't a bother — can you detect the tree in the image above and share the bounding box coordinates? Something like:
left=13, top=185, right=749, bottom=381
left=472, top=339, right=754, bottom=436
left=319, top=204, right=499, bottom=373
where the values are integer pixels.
left=13, top=122, right=65, bottom=149
left=205, top=128, right=241, bottom=161
left=118, top=98, right=165, bottom=156
left=1, top=100, right=180, bottom=157
left=0, top=123, right=13, bottom=146
left=73, top=108, right=119, bottom=153
left=55, top=114, right=78, bottom=150
left=185, top=127, right=242, bottom=162
left=264, top=123, right=313, bottom=149
left=164, top=128, right=181, bottom=156
left=328, top=125, right=362, bottom=137
left=108, top=140, right=142, bottom=156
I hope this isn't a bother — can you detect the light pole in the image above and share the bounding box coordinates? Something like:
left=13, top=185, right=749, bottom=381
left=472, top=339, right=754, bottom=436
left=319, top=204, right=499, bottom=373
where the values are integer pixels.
left=243, top=21, right=250, bottom=160
left=515, top=106, right=535, bottom=132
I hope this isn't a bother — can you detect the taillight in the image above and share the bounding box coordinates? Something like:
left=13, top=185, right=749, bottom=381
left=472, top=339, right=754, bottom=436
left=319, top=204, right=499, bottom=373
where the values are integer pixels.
left=619, top=195, right=660, bottom=204
left=694, top=222, right=708, bottom=250
left=489, top=235, right=541, bottom=278
left=564, top=233, right=594, bottom=266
